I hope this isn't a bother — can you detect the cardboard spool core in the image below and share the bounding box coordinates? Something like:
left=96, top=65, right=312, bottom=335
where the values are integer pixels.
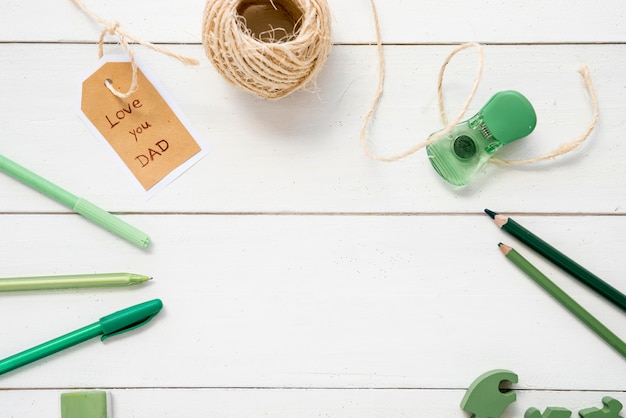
left=237, top=0, right=303, bottom=42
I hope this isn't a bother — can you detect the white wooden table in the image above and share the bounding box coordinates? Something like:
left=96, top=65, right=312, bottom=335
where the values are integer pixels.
left=1, top=1, right=625, bottom=416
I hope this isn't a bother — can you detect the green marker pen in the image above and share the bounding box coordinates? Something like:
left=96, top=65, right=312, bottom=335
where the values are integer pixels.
left=426, top=90, right=537, bottom=186
left=0, top=299, right=163, bottom=376
left=0, top=154, right=150, bottom=248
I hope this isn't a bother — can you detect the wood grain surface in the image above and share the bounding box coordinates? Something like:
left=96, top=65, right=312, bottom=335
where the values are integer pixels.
left=0, top=1, right=624, bottom=416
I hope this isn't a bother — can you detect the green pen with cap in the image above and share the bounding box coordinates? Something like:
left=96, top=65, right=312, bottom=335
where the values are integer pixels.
left=0, top=154, right=150, bottom=248
left=0, top=299, right=163, bottom=376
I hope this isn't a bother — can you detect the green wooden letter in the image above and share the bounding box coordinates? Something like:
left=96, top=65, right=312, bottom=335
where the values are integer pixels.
left=460, top=369, right=518, bottom=418
left=526, top=406, right=572, bottom=418
left=579, top=397, right=623, bottom=418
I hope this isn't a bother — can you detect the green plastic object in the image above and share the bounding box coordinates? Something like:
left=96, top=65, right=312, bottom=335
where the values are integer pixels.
left=426, top=90, right=536, bottom=186
left=61, top=391, right=110, bottom=418
left=0, top=153, right=151, bottom=248
left=460, top=369, right=518, bottom=418
left=0, top=272, right=151, bottom=292
left=525, top=407, right=572, bottom=418
left=579, top=397, right=623, bottom=418
left=0, top=299, right=163, bottom=376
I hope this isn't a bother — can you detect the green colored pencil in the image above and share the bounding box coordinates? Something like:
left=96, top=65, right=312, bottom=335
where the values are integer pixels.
left=486, top=209, right=626, bottom=314
left=499, top=243, right=626, bottom=359
left=0, top=273, right=151, bottom=292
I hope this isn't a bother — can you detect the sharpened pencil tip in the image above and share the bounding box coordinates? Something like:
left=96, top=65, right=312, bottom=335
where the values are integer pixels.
left=484, top=208, right=497, bottom=219
left=498, top=243, right=512, bottom=255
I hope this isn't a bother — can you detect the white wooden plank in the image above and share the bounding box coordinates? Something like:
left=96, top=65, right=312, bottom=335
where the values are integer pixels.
left=1, top=388, right=625, bottom=418
left=0, top=214, right=624, bottom=390
left=0, top=0, right=623, bottom=44
left=1, top=0, right=623, bottom=416
left=0, top=43, right=624, bottom=214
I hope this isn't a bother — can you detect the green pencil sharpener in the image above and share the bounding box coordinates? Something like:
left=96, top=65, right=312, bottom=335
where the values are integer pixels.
left=426, top=90, right=537, bottom=186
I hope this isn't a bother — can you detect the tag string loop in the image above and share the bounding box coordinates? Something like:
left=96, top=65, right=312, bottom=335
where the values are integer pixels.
left=71, top=0, right=199, bottom=99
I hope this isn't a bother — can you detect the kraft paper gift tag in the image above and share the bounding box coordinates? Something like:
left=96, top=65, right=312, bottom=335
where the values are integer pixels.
left=79, top=56, right=208, bottom=197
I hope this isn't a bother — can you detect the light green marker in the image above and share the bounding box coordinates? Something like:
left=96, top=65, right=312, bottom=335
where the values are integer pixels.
left=0, top=154, right=150, bottom=248
left=0, top=273, right=151, bottom=292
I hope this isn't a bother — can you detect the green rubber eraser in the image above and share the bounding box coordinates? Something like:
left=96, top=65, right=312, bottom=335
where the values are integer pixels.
left=61, top=390, right=110, bottom=418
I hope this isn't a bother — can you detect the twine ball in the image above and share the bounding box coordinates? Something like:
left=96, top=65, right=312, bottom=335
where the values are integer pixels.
left=202, top=0, right=332, bottom=99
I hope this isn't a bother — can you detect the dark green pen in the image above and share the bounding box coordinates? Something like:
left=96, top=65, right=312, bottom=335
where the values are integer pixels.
left=0, top=299, right=163, bottom=376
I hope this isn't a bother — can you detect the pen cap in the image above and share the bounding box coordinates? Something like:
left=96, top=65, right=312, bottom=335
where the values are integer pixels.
left=99, top=299, right=163, bottom=340
left=426, top=90, right=537, bottom=186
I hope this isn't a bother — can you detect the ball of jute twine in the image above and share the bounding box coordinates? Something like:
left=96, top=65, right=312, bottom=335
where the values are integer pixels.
left=202, top=0, right=332, bottom=100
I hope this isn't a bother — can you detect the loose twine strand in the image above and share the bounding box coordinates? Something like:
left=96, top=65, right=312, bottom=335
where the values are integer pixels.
left=71, top=0, right=199, bottom=99
left=360, top=0, right=599, bottom=165
left=72, top=0, right=599, bottom=160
